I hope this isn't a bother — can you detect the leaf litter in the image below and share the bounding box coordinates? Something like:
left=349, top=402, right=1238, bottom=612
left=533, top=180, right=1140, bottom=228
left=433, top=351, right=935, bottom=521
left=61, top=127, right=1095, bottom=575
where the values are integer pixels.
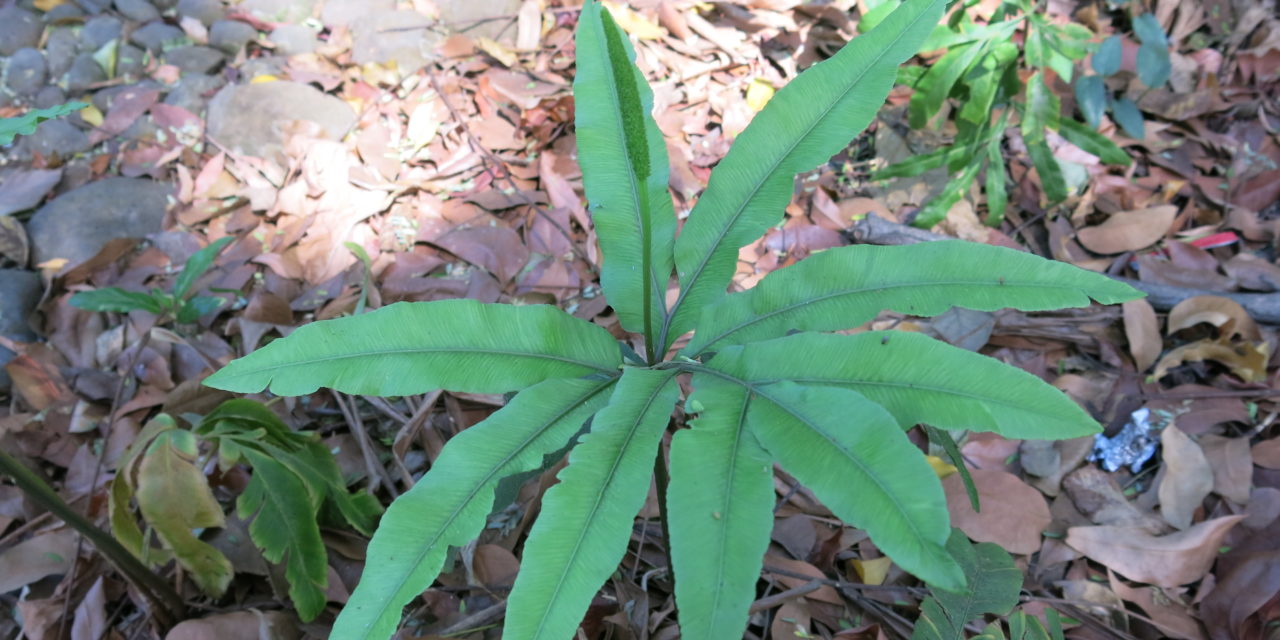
left=0, top=0, right=1277, bottom=638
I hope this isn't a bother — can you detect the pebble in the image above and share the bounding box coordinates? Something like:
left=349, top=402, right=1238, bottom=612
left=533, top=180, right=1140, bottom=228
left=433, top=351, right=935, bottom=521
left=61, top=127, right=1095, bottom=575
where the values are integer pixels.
left=176, top=0, right=224, bottom=26
left=44, top=4, right=85, bottom=20
left=208, top=19, right=257, bottom=54
left=44, top=28, right=80, bottom=78
left=26, top=177, right=173, bottom=266
left=206, top=81, right=355, bottom=159
left=163, top=45, right=225, bottom=74
left=65, top=52, right=106, bottom=91
left=239, top=0, right=314, bottom=24
left=269, top=24, right=318, bottom=56
left=0, top=269, right=42, bottom=394
left=113, top=0, right=160, bottom=22
left=163, top=73, right=224, bottom=114
left=0, top=7, right=43, bottom=56
left=322, top=0, right=393, bottom=27
left=34, top=86, right=68, bottom=109
left=21, top=119, right=91, bottom=159
left=80, top=15, right=123, bottom=52
left=116, top=44, right=146, bottom=78
left=130, top=21, right=186, bottom=53
left=4, top=48, right=48, bottom=96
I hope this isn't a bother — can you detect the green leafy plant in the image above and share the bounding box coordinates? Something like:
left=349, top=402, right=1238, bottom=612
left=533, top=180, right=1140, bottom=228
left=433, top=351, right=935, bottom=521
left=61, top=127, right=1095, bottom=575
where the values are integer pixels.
left=0, top=101, right=87, bottom=145
left=203, top=0, right=1141, bottom=637
left=110, top=400, right=381, bottom=621
left=1074, top=13, right=1172, bottom=140
left=71, top=236, right=233, bottom=324
left=871, top=0, right=1132, bottom=227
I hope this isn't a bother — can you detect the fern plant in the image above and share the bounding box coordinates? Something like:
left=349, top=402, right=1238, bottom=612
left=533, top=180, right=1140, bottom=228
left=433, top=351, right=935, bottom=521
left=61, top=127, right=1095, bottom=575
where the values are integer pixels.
left=203, top=0, right=1140, bottom=637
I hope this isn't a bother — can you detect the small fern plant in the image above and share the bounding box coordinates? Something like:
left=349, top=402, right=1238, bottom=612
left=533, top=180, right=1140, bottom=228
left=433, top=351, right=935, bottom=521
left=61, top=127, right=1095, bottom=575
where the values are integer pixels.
left=203, top=0, right=1140, bottom=637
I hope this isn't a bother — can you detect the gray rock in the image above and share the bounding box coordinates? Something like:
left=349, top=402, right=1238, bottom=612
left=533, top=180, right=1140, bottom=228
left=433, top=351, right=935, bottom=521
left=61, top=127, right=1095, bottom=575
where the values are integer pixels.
left=34, top=85, right=67, bottom=109
left=92, top=80, right=162, bottom=111
left=162, top=72, right=224, bottom=113
left=45, top=3, right=86, bottom=20
left=206, top=81, right=354, bottom=159
left=163, top=45, right=224, bottom=74
left=237, top=55, right=285, bottom=79
left=116, top=43, right=146, bottom=78
left=208, top=19, right=256, bottom=54
left=130, top=21, right=186, bottom=53
left=239, top=0, right=313, bottom=24
left=26, top=177, right=172, bottom=266
left=152, top=0, right=178, bottom=10
left=65, top=52, right=106, bottom=91
left=268, top=24, right=317, bottom=56
left=75, top=0, right=112, bottom=13
left=21, top=118, right=91, bottom=159
left=45, top=28, right=80, bottom=78
left=80, top=15, right=123, bottom=51
left=351, top=10, right=438, bottom=74
left=0, top=7, right=43, bottom=56
left=437, top=0, right=521, bottom=40
left=176, top=0, right=224, bottom=25
left=321, top=0, right=392, bottom=27
left=0, top=270, right=42, bottom=393
left=114, top=0, right=160, bottom=22
left=4, top=48, right=47, bottom=96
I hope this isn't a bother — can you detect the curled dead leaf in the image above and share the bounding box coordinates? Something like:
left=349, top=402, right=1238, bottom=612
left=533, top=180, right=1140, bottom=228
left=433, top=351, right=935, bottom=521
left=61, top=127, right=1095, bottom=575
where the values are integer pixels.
left=1166, top=295, right=1260, bottom=340
left=1076, top=205, right=1178, bottom=254
left=1151, top=337, right=1270, bottom=383
left=1122, top=298, right=1162, bottom=371
left=1065, top=515, right=1245, bottom=587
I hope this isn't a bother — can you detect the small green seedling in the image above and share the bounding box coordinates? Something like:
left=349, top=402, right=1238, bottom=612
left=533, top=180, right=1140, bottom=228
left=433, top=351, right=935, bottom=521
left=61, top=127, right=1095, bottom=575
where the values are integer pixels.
left=0, top=102, right=87, bottom=145
left=204, top=0, right=1141, bottom=637
left=1075, top=13, right=1172, bottom=140
left=71, top=236, right=234, bottom=324
left=872, top=0, right=1133, bottom=226
left=110, top=400, right=382, bottom=621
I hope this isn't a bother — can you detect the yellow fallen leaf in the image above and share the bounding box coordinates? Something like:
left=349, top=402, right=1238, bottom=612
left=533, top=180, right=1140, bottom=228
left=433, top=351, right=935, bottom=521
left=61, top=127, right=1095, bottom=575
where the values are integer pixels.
left=79, top=103, right=104, bottom=127
left=33, top=0, right=69, bottom=10
left=250, top=74, right=279, bottom=84
left=602, top=1, right=666, bottom=40
left=475, top=37, right=519, bottom=68
left=926, top=454, right=957, bottom=478
left=745, top=78, right=775, bottom=111
left=851, top=557, right=893, bottom=585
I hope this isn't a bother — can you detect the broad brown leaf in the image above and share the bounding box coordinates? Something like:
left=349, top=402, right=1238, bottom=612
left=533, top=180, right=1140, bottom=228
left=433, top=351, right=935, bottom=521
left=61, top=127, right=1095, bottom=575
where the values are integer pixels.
left=1076, top=205, right=1177, bottom=254
left=944, top=468, right=1051, bottom=554
left=1065, top=515, right=1245, bottom=587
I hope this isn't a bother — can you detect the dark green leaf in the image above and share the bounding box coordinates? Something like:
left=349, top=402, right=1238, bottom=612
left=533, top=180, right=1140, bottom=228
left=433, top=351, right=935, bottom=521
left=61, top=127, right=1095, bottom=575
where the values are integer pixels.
left=1110, top=96, right=1145, bottom=139
left=203, top=300, right=622, bottom=396
left=0, top=102, right=88, bottom=145
left=706, top=331, right=1105, bottom=439
left=748, top=381, right=963, bottom=589
left=1059, top=118, right=1132, bottom=165
left=70, top=287, right=166, bottom=314
left=874, top=143, right=974, bottom=180
left=175, top=295, right=225, bottom=324
left=984, top=124, right=1009, bottom=225
left=174, top=236, right=233, bottom=299
left=1074, top=75, right=1107, bottom=129
left=332, top=377, right=615, bottom=639
left=1132, top=13, right=1168, bottom=47
left=909, top=43, right=986, bottom=129
left=1136, top=42, right=1170, bottom=87
left=1027, top=137, right=1068, bottom=203
left=910, top=529, right=1022, bottom=640
left=669, top=374, right=774, bottom=640
left=664, top=0, right=946, bottom=352
left=505, top=368, right=678, bottom=640
left=1092, top=35, right=1122, bottom=76
left=913, top=154, right=984, bottom=227
left=686, top=241, right=1139, bottom=354
left=574, top=1, right=677, bottom=349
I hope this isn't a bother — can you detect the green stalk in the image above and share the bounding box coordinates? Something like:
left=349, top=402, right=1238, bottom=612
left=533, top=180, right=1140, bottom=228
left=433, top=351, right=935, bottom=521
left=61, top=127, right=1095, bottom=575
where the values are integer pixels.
left=0, top=448, right=186, bottom=626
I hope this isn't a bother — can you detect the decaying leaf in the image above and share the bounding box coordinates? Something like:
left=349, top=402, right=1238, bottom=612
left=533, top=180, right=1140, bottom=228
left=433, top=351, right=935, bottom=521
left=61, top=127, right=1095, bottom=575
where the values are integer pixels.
left=1151, top=337, right=1270, bottom=382
left=944, top=469, right=1051, bottom=555
left=1122, top=298, right=1162, bottom=371
left=1157, top=424, right=1213, bottom=529
left=1065, top=515, right=1245, bottom=587
left=1166, top=295, right=1260, bottom=340
left=1076, top=205, right=1177, bottom=254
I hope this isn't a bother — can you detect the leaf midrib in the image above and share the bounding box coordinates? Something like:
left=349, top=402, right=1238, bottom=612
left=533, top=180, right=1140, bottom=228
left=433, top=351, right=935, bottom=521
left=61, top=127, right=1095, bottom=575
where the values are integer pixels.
left=696, top=278, right=1093, bottom=352
left=752, top=388, right=938, bottom=558
left=352, top=378, right=616, bottom=637
left=760, top=376, right=1036, bottom=421
left=662, top=2, right=935, bottom=349
left=526, top=372, right=674, bottom=639
left=221, top=346, right=619, bottom=379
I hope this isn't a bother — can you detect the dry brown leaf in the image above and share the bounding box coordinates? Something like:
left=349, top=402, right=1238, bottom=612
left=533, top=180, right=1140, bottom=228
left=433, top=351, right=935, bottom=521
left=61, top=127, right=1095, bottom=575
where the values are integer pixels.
left=1199, top=434, right=1252, bottom=504
left=0, top=528, right=77, bottom=593
left=1252, top=439, right=1280, bottom=469
left=1151, top=337, right=1270, bottom=383
left=1065, top=515, right=1245, bottom=587
left=1062, top=466, right=1170, bottom=533
left=1122, top=298, right=1162, bottom=371
left=1076, top=205, right=1178, bottom=254
left=1223, top=253, right=1280, bottom=291
left=1108, top=570, right=1207, bottom=640
left=943, top=468, right=1051, bottom=554
left=165, top=610, right=299, bottom=640
left=771, top=601, right=812, bottom=639
left=1158, top=424, right=1214, bottom=529
left=1166, top=295, right=1261, bottom=340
